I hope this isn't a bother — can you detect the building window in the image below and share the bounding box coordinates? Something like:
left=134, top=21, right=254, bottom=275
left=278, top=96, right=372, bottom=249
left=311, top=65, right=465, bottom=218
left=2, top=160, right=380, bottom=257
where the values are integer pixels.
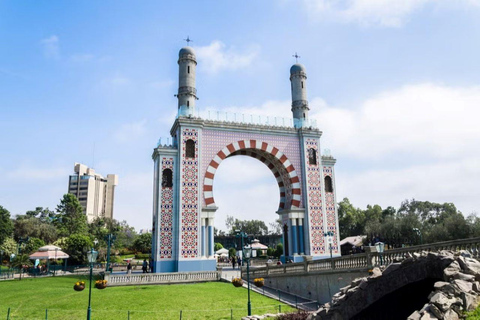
left=187, top=100, right=190, bottom=107
left=308, top=148, right=317, bottom=165
left=301, top=81, right=304, bottom=89
left=188, top=66, right=190, bottom=74
left=162, top=169, right=173, bottom=188
left=186, top=139, right=195, bottom=158
left=325, top=176, right=333, bottom=192
left=303, top=112, right=306, bottom=119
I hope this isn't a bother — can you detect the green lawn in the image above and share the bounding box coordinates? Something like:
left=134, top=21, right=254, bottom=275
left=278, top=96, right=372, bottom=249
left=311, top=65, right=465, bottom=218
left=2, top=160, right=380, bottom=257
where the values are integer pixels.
left=0, top=276, right=294, bottom=319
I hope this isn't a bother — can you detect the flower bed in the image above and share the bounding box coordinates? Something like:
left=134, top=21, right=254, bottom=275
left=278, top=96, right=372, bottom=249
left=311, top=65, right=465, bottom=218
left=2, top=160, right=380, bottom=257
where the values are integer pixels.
left=95, top=279, right=107, bottom=289
left=232, top=277, right=243, bottom=287
left=73, top=281, right=85, bottom=291
left=254, top=278, right=264, bottom=288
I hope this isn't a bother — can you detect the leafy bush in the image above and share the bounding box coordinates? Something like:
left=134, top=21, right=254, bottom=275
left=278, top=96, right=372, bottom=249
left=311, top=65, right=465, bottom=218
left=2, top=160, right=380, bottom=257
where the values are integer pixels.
left=135, top=253, right=151, bottom=260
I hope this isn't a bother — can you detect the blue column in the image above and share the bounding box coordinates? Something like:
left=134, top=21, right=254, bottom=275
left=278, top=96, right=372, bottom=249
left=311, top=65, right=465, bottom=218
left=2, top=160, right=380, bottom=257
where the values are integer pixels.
left=298, top=219, right=305, bottom=254
left=291, top=219, right=298, bottom=255
left=201, top=218, right=206, bottom=257
left=208, top=222, right=214, bottom=257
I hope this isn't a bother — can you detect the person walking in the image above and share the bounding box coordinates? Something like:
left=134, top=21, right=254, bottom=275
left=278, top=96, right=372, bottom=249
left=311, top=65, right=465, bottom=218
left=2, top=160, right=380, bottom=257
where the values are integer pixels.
left=231, top=256, right=236, bottom=269
left=142, top=259, right=148, bottom=273
left=127, top=262, right=132, bottom=275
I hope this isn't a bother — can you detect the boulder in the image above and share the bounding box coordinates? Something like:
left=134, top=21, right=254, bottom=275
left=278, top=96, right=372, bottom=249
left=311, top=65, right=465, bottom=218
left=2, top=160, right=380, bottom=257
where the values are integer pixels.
left=460, top=291, right=478, bottom=311
left=452, top=272, right=475, bottom=282
left=428, top=304, right=444, bottom=319
left=430, top=292, right=455, bottom=312
left=407, top=310, right=422, bottom=320
left=452, top=279, right=473, bottom=294
left=443, top=309, right=459, bottom=320
left=420, top=310, right=438, bottom=320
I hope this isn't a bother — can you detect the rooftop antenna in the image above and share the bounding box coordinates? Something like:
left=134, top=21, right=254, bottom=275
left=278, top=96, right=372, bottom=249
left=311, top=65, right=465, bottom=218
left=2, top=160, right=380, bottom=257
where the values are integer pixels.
left=184, top=36, right=193, bottom=45
left=292, top=52, right=301, bottom=63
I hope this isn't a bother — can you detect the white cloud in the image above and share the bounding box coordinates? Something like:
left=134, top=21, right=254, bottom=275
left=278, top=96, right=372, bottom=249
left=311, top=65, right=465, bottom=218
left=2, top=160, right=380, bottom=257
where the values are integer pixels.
left=114, top=119, right=147, bottom=143
left=40, top=35, right=60, bottom=58
left=302, top=0, right=480, bottom=27
left=313, top=83, right=480, bottom=160
left=195, top=40, right=259, bottom=74
left=337, top=157, right=480, bottom=215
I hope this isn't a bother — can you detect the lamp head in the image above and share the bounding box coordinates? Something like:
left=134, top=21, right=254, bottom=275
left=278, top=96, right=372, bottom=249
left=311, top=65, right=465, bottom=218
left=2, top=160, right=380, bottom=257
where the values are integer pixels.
left=87, top=249, right=98, bottom=263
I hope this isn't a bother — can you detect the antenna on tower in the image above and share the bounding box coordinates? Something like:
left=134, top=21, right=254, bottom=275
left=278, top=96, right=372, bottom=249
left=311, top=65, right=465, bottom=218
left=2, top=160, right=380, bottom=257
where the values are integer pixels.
left=292, top=52, right=301, bottom=63
left=184, top=36, right=193, bottom=45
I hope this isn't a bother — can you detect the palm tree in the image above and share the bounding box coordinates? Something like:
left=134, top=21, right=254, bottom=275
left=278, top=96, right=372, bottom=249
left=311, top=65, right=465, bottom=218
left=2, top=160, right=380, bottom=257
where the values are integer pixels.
left=11, top=254, right=32, bottom=280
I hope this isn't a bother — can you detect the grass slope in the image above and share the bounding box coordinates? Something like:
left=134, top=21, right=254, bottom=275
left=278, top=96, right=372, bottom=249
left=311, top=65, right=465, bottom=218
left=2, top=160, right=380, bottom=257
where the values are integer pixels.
left=0, top=276, right=294, bottom=319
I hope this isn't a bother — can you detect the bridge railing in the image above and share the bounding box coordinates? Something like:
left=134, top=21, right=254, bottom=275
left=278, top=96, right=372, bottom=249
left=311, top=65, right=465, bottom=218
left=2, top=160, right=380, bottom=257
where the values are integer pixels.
left=243, top=236, right=480, bottom=279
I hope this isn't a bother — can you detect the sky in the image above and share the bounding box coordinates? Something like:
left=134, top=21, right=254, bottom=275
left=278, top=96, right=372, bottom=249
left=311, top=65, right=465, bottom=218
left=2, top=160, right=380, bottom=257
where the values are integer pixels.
left=1, top=1, right=479, bottom=233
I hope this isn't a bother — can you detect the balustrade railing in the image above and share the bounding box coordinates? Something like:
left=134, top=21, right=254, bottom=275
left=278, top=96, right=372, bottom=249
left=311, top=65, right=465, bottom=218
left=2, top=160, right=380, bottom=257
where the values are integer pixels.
left=243, top=237, right=480, bottom=279
left=105, top=270, right=220, bottom=286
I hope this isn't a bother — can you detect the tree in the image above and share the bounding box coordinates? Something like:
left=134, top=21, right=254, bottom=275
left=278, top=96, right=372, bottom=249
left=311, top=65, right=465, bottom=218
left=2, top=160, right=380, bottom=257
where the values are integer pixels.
left=14, top=217, right=58, bottom=244
left=0, top=206, right=14, bottom=246
left=269, top=219, right=283, bottom=235
left=337, top=198, right=365, bottom=238
left=228, top=248, right=236, bottom=258
left=214, top=242, right=223, bottom=252
left=274, top=243, right=283, bottom=258
left=11, top=254, right=32, bottom=280
left=0, top=237, right=17, bottom=262
left=23, top=237, right=45, bottom=255
left=56, top=194, right=88, bottom=236
left=225, top=215, right=269, bottom=236
left=64, top=234, right=93, bottom=265
left=132, top=233, right=152, bottom=253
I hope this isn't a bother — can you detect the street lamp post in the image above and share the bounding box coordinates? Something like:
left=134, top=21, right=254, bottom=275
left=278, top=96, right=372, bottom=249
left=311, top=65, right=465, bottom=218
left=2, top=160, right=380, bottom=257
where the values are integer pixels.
left=243, top=245, right=252, bottom=316
left=324, top=231, right=334, bottom=268
left=105, top=234, right=115, bottom=272
left=375, top=242, right=385, bottom=266
left=86, top=248, right=98, bottom=320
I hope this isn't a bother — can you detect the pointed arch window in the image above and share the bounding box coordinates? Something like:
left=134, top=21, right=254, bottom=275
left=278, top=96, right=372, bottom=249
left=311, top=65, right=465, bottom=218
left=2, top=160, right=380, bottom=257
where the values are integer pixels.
left=186, top=139, right=195, bottom=158
left=325, top=175, right=333, bottom=193
left=162, top=169, right=173, bottom=188
left=308, top=148, right=317, bottom=165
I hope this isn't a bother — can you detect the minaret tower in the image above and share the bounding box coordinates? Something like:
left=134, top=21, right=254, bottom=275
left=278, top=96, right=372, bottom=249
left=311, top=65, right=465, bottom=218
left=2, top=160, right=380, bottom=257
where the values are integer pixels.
left=177, top=46, right=197, bottom=116
left=290, top=61, right=309, bottom=128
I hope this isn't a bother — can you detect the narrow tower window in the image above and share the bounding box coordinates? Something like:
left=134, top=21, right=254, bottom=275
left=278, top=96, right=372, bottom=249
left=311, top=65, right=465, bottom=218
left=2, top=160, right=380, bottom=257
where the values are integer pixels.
left=188, top=66, right=190, bottom=74
left=187, top=101, right=190, bottom=107
left=186, top=139, right=195, bottom=158
left=303, top=113, right=306, bottom=119
left=308, top=148, right=317, bottom=165
left=325, top=176, right=333, bottom=192
left=301, top=81, right=304, bottom=89
left=162, top=169, right=173, bottom=188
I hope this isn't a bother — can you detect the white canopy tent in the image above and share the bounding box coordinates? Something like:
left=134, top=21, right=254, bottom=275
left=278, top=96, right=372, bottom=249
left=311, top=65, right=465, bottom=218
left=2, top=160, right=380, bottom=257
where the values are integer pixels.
left=29, top=245, right=69, bottom=260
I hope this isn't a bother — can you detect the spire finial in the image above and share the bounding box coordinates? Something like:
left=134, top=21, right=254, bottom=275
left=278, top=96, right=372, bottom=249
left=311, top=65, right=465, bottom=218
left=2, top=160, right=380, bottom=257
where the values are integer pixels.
left=292, top=52, right=301, bottom=63
left=184, top=36, right=193, bottom=45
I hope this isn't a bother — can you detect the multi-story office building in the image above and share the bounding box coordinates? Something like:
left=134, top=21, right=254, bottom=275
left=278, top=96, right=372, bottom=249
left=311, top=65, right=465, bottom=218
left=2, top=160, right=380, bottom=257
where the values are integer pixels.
left=68, top=163, right=118, bottom=222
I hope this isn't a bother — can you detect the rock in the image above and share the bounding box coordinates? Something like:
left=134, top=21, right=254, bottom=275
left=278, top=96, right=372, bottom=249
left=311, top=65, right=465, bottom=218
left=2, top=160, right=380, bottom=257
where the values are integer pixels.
left=444, top=261, right=462, bottom=281
left=459, top=250, right=472, bottom=258
left=350, top=277, right=365, bottom=287
left=346, top=286, right=358, bottom=296
left=452, top=279, right=473, bottom=293
left=407, top=310, right=422, bottom=320
left=428, top=304, right=444, bottom=319
left=460, top=291, right=478, bottom=311
left=443, top=309, right=459, bottom=320
left=371, top=267, right=382, bottom=278
left=420, top=310, right=438, bottom=320
left=430, top=292, right=455, bottom=312
left=434, top=281, right=451, bottom=291
left=473, top=281, right=480, bottom=293
left=452, top=272, right=476, bottom=282
left=339, top=285, right=350, bottom=294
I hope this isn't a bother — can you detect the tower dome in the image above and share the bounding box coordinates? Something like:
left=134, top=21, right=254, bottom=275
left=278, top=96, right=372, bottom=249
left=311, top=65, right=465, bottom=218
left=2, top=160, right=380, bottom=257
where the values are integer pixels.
left=290, top=63, right=306, bottom=74
left=179, top=46, right=196, bottom=57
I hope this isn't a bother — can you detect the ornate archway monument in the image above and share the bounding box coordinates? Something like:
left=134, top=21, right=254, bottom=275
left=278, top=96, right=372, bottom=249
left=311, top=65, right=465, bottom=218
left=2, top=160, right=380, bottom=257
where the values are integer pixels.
left=151, top=46, right=340, bottom=272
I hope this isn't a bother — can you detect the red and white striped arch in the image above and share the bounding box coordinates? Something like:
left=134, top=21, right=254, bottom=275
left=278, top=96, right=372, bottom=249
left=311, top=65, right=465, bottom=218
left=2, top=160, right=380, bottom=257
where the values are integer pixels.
left=203, top=140, right=301, bottom=210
